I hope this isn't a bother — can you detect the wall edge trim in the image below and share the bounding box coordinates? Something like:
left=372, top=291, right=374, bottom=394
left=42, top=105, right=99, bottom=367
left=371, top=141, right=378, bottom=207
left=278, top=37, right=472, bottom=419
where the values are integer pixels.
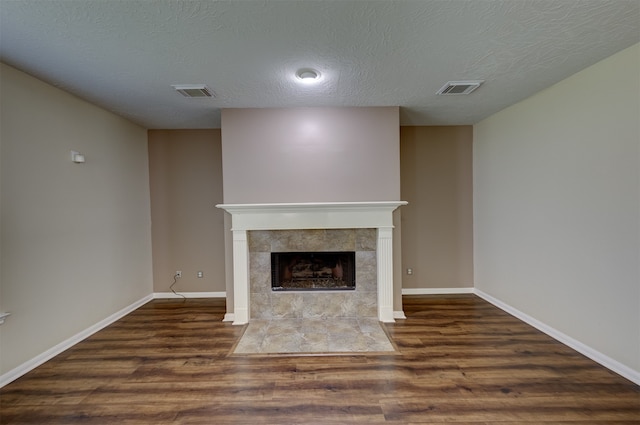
left=393, top=310, right=407, bottom=319
left=153, top=292, right=226, bottom=299
left=4, top=288, right=636, bottom=387
left=402, top=287, right=474, bottom=295
left=0, top=294, right=154, bottom=388
left=474, top=288, right=640, bottom=386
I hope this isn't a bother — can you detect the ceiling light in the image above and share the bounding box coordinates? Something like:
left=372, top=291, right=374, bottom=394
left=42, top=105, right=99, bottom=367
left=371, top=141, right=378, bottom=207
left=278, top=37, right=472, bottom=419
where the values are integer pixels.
left=295, top=68, right=321, bottom=82
left=172, top=84, right=214, bottom=98
left=436, top=80, right=484, bottom=95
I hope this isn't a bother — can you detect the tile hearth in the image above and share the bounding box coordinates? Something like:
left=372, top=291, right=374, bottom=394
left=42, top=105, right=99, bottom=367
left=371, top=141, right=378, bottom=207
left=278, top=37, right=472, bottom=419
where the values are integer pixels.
left=233, top=318, right=396, bottom=354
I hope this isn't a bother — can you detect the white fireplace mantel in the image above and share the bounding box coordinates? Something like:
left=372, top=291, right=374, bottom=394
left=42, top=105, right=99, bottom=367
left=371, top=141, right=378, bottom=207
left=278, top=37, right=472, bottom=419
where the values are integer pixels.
left=216, top=201, right=407, bottom=325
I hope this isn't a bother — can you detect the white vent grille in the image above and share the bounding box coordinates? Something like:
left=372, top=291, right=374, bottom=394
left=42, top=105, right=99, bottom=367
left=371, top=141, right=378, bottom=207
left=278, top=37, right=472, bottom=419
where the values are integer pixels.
left=436, top=80, right=483, bottom=95
left=172, top=84, right=214, bottom=98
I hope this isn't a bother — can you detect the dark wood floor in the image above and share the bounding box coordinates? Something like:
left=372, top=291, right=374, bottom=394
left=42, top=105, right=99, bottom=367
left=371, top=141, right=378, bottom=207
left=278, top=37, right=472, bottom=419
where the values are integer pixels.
left=1, top=295, right=638, bottom=424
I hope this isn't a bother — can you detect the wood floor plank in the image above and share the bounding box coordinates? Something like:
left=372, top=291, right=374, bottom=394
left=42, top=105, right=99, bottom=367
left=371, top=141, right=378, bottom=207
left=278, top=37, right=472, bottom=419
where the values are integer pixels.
left=1, top=295, right=638, bottom=424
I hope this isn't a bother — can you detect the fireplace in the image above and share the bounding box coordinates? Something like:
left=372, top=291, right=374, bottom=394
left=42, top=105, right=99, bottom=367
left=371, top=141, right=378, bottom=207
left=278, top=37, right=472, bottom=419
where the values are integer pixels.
left=216, top=201, right=407, bottom=324
left=271, top=251, right=356, bottom=291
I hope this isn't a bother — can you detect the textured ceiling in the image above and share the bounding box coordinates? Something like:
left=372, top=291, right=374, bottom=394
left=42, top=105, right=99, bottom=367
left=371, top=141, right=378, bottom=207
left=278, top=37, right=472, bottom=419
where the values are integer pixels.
left=1, top=0, right=638, bottom=129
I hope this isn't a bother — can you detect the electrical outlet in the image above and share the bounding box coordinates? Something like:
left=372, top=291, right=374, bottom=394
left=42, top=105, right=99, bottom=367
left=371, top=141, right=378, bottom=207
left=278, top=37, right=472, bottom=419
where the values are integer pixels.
left=176, top=271, right=182, bottom=278
left=197, top=271, right=203, bottom=278
left=407, top=268, right=413, bottom=275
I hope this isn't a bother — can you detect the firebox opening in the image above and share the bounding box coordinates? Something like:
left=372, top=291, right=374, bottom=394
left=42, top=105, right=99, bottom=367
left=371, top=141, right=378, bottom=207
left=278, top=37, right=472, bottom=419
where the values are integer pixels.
left=271, top=251, right=356, bottom=291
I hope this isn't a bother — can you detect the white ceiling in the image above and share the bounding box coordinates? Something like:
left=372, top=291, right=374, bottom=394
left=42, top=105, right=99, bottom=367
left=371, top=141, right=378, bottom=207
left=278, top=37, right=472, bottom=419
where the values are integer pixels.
left=1, top=0, right=638, bottom=129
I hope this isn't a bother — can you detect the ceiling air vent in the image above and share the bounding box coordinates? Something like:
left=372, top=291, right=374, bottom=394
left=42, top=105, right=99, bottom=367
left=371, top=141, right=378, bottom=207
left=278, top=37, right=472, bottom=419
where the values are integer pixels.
left=172, top=84, right=215, bottom=98
left=436, top=80, right=484, bottom=95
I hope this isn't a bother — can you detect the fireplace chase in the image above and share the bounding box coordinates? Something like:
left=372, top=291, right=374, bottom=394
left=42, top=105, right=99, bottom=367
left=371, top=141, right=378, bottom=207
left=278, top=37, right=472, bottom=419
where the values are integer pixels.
left=271, top=251, right=356, bottom=291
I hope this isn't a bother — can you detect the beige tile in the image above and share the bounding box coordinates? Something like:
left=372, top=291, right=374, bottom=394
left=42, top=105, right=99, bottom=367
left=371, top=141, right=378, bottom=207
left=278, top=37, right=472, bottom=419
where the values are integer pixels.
left=268, top=319, right=302, bottom=333
left=328, top=332, right=363, bottom=352
left=328, top=319, right=360, bottom=334
left=324, top=229, right=356, bottom=251
left=355, top=251, right=377, bottom=292
left=234, top=337, right=263, bottom=353
left=248, top=230, right=273, bottom=252
left=262, top=332, right=304, bottom=353
left=234, top=321, right=268, bottom=353
left=245, top=319, right=271, bottom=334
left=249, top=252, right=271, bottom=292
left=364, top=334, right=394, bottom=352
left=251, top=294, right=272, bottom=319
left=357, top=318, right=383, bottom=333
left=271, top=293, right=303, bottom=319
left=271, top=229, right=325, bottom=251
left=234, top=318, right=395, bottom=354
left=301, top=293, right=349, bottom=319
left=300, top=319, right=328, bottom=334
left=338, top=294, right=358, bottom=317
left=356, top=292, right=378, bottom=317
left=300, top=332, right=329, bottom=352
left=355, top=228, right=377, bottom=251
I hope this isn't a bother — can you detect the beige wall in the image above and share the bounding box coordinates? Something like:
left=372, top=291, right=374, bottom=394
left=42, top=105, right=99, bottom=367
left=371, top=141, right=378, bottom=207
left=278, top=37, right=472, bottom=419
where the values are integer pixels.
left=400, top=126, right=474, bottom=289
left=148, top=130, right=226, bottom=293
left=221, top=107, right=401, bottom=204
left=474, top=43, right=639, bottom=374
left=0, top=63, right=153, bottom=376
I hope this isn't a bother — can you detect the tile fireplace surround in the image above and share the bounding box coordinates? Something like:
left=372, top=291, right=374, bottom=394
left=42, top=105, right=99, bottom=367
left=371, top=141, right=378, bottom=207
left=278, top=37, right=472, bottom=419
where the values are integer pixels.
left=216, top=202, right=407, bottom=325
left=249, top=228, right=376, bottom=320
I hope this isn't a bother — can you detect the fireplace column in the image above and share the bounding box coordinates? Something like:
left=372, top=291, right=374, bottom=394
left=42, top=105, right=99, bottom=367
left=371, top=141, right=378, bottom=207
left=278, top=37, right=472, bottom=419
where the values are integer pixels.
left=377, top=227, right=394, bottom=322
left=231, top=229, right=250, bottom=324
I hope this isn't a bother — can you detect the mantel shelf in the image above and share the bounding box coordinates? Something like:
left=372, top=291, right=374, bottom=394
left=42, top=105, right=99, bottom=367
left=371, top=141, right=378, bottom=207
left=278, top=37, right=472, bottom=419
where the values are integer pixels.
left=216, top=201, right=407, bottom=231
left=217, top=201, right=407, bottom=213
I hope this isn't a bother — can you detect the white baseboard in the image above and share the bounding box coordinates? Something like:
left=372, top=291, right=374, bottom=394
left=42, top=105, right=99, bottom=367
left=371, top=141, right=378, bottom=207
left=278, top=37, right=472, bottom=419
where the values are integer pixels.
left=402, top=287, right=474, bottom=295
left=153, top=292, right=226, bottom=299
left=5, top=288, right=636, bottom=388
left=393, top=310, right=407, bottom=320
left=0, top=294, right=153, bottom=388
left=474, top=289, right=640, bottom=386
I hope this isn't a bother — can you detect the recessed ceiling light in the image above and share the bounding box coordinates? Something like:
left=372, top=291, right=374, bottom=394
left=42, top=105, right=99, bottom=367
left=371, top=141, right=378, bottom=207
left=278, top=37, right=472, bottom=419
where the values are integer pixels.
left=172, top=84, right=215, bottom=98
left=295, top=68, right=321, bottom=83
